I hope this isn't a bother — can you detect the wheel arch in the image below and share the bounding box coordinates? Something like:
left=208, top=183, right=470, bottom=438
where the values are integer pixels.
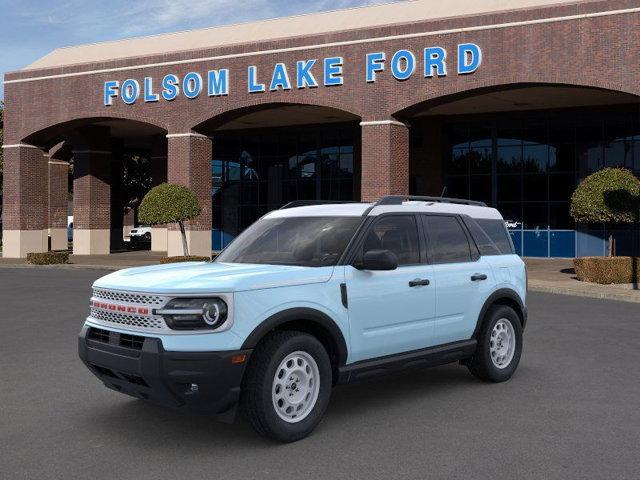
left=473, top=289, right=527, bottom=339
left=241, top=307, right=349, bottom=384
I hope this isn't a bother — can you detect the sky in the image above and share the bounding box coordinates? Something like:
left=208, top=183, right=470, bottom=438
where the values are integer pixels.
left=0, top=0, right=400, bottom=100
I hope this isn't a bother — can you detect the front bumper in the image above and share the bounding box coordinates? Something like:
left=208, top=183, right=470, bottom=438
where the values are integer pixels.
left=78, top=326, right=251, bottom=420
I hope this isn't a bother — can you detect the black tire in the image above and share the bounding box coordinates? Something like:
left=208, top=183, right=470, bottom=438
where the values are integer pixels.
left=467, top=305, right=523, bottom=382
left=241, top=331, right=332, bottom=442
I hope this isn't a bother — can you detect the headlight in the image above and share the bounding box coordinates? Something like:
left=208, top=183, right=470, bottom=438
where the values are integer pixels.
left=156, top=298, right=228, bottom=330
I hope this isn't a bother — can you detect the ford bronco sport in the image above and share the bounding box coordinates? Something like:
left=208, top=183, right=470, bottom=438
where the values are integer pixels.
left=79, top=195, right=527, bottom=442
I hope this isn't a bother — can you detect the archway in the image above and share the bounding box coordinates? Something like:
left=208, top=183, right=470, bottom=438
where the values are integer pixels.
left=21, top=117, right=167, bottom=255
left=397, top=84, right=640, bottom=257
left=193, top=103, right=361, bottom=250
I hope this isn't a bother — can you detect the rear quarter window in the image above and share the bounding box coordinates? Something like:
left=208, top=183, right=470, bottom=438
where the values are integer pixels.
left=475, top=218, right=515, bottom=255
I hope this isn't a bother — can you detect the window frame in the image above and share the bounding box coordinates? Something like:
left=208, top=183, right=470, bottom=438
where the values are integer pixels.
left=421, top=214, right=480, bottom=265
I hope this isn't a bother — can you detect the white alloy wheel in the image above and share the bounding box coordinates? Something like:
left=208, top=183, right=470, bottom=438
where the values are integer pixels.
left=272, top=351, right=320, bottom=423
left=489, top=319, right=516, bottom=369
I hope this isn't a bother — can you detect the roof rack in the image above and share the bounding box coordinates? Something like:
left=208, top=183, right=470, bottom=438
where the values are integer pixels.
left=279, top=200, right=361, bottom=210
left=374, top=195, right=487, bottom=207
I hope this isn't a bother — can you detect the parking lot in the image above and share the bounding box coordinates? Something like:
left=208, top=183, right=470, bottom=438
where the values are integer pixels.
left=1, top=268, right=639, bottom=480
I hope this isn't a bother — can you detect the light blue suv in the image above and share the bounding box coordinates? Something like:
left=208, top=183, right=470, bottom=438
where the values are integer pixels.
left=79, top=195, right=527, bottom=442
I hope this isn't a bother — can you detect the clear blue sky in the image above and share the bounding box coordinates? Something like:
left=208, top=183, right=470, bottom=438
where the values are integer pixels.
left=0, top=0, right=397, bottom=100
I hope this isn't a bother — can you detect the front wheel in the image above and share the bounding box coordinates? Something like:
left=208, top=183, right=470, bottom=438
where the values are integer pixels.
left=241, top=331, right=332, bottom=442
left=467, top=305, right=523, bottom=382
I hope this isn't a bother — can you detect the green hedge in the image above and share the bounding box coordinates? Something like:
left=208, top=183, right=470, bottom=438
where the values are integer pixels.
left=27, top=251, right=70, bottom=265
left=574, top=256, right=640, bottom=284
left=159, top=255, right=210, bottom=264
left=570, top=168, right=640, bottom=224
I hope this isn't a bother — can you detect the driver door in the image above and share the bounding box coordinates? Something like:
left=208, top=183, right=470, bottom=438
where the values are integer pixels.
left=345, top=214, right=436, bottom=363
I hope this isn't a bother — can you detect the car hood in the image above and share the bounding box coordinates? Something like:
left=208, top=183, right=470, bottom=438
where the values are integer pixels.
left=93, top=262, right=335, bottom=294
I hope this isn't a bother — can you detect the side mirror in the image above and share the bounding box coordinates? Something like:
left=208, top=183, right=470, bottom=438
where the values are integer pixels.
left=359, top=249, right=398, bottom=271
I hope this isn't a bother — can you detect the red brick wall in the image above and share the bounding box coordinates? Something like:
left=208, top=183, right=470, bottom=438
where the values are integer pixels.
left=48, top=161, right=68, bottom=229
left=166, top=135, right=213, bottom=231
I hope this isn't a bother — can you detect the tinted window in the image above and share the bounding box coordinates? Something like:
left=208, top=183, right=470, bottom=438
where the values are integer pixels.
left=476, top=219, right=515, bottom=254
left=362, top=216, right=420, bottom=266
left=423, top=216, right=472, bottom=264
left=462, top=218, right=501, bottom=256
left=215, top=216, right=361, bottom=267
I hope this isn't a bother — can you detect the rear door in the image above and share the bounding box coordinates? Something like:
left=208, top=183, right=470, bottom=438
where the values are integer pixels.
left=421, top=215, right=495, bottom=345
left=345, top=214, right=436, bottom=362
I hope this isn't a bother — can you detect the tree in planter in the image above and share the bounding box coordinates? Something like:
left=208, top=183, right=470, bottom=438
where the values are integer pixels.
left=570, top=168, right=640, bottom=256
left=138, top=183, right=202, bottom=256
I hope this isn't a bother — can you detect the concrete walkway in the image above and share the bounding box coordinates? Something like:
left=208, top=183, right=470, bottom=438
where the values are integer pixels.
left=525, top=258, right=640, bottom=303
left=1, top=251, right=639, bottom=303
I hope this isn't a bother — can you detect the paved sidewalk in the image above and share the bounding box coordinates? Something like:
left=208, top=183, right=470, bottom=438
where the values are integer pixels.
left=1, top=251, right=639, bottom=303
left=525, top=258, right=640, bottom=303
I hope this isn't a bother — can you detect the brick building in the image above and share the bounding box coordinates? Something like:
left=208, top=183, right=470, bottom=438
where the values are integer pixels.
left=3, top=0, right=640, bottom=258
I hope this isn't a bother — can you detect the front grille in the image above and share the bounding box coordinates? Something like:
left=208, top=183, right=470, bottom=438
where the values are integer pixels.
left=92, top=288, right=165, bottom=306
left=90, top=307, right=165, bottom=330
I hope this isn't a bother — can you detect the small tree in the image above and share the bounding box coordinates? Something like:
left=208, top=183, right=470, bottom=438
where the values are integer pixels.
left=138, top=183, right=202, bottom=256
left=570, top=168, right=640, bottom=256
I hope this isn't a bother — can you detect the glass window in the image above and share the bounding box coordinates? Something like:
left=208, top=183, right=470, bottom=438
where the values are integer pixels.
left=216, top=216, right=361, bottom=267
left=463, top=218, right=501, bottom=256
left=476, top=218, right=515, bottom=254
left=423, top=215, right=472, bottom=264
left=497, top=145, right=522, bottom=173
left=362, top=216, right=420, bottom=266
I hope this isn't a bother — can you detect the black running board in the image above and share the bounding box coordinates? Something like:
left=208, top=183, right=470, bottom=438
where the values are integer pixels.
left=338, top=340, right=477, bottom=384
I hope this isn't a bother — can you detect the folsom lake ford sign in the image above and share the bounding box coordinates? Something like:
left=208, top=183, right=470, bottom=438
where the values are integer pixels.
left=103, top=43, right=482, bottom=106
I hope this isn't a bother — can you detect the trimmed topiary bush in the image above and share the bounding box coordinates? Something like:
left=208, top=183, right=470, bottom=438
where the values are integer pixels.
left=570, top=168, right=640, bottom=256
left=159, top=255, right=210, bottom=264
left=139, top=183, right=202, bottom=256
left=574, top=256, right=640, bottom=284
left=27, top=251, right=69, bottom=265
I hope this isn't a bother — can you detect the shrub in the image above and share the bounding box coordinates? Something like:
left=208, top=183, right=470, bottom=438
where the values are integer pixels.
left=159, top=255, right=210, bottom=264
left=570, top=168, right=640, bottom=256
left=139, top=183, right=202, bottom=256
left=27, top=251, right=69, bottom=265
left=573, top=256, right=640, bottom=284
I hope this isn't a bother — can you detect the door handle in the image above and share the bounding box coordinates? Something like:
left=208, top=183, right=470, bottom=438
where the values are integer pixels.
left=409, top=278, right=430, bottom=287
left=471, top=273, right=488, bottom=281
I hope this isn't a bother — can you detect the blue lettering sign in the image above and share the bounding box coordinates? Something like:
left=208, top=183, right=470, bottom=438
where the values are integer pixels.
left=324, top=57, right=343, bottom=86
left=161, top=74, right=179, bottom=101
left=390, top=50, right=415, bottom=81
left=121, top=79, right=140, bottom=104
left=183, top=72, right=203, bottom=99
left=248, top=66, right=265, bottom=93
left=366, top=52, right=385, bottom=83
left=104, top=80, right=119, bottom=106
left=270, top=63, right=292, bottom=91
left=424, top=47, right=447, bottom=77
left=144, top=77, right=159, bottom=102
left=296, top=60, right=318, bottom=89
left=457, top=43, right=482, bottom=74
left=208, top=69, right=229, bottom=96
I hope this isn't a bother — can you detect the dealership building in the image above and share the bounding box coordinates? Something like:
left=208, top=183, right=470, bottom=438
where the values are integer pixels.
left=3, top=0, right=640, bottom=258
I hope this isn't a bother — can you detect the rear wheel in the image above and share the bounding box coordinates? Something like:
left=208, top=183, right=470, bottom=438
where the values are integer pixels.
left=467, top=305, right=523, bottom=382
left=241, top=331, right=332, bottom=442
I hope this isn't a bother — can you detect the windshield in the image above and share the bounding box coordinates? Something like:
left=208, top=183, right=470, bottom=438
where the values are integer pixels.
left=215, top=216, right=362, bottom=267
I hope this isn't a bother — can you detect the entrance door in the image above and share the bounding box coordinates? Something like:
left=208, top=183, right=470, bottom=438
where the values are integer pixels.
left=345, top=215, right=436, bottom=363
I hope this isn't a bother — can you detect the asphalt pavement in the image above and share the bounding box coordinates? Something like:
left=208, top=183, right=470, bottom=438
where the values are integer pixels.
left=1, top=268, right=639, bottom=480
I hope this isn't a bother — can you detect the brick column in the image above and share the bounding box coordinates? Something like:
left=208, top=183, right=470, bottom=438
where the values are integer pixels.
left=71, top=127, right=112, bottom=255
left=360, top=120, right=410, bottom=202
left=150, top=134, right=168, bottom=252
left=48, top=159, right=69, bottom=251
left=1, top=144, right=49, bottom=258
left=166, top=133, right=212, bottom=257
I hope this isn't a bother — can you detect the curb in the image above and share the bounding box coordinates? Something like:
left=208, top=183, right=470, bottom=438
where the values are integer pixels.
left=0, top=264, right=123, bottom=271
left=528, top=281, right=640, bottom=304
